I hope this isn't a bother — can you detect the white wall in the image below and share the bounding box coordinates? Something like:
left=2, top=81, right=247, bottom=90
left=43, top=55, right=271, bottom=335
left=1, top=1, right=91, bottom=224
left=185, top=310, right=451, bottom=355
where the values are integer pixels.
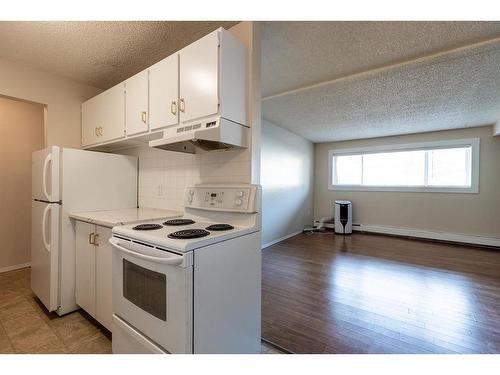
left=120, top=146, right=251, bottom=211
left=314, top=125, right=500, bottom=240
left=261, top=120, right=314, bottom=247
left=0, top=58, right=101, bottom=148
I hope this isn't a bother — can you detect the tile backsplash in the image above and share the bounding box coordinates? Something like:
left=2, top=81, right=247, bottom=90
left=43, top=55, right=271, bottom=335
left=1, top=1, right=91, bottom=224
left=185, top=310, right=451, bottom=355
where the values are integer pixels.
left=120, top=146, right=251, bottom=211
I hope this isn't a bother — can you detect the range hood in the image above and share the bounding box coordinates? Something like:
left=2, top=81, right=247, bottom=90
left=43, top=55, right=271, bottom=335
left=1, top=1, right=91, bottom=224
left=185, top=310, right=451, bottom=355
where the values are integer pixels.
left=149, top=117, right=249, bottom=154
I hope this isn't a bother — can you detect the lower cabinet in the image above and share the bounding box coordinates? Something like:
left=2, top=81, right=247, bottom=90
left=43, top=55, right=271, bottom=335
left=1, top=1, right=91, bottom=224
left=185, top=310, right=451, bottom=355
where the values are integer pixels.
left=75, top=222, right=113, bottom=332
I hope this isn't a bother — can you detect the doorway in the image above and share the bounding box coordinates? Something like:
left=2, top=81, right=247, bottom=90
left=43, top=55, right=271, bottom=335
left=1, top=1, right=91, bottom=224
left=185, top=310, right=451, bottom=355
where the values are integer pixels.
left=0, top=96, right=45, bottom=272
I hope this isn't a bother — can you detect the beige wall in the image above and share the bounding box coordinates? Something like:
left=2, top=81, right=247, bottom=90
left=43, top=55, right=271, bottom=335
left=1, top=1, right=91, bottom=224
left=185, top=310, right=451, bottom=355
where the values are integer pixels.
left=314, top=126, right=500, bottom=238
left=0, top=58, right=101, bottom=148
left=0, top=97, right=44, bottom=270
left=261, top=120, right=314, bottom=246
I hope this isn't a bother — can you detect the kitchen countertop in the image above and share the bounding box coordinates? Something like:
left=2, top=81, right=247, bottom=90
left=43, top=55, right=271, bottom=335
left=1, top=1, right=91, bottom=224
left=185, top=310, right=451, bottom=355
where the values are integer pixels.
left=69, top=208, right=181, bottom=228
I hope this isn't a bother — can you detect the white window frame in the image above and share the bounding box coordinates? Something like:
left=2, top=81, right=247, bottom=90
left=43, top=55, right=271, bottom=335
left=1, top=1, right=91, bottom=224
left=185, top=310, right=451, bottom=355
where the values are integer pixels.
left=328, top=138, right=480, bottom=193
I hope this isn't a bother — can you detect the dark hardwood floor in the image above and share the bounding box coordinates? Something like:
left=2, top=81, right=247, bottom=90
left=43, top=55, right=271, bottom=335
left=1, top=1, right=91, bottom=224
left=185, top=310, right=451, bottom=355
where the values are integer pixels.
left=261, top=231, right=500, bottom=354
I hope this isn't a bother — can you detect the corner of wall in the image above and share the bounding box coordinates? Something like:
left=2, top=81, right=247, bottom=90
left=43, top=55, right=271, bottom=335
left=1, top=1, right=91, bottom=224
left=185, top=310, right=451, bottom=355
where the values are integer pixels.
left=229, top=22, right=262, bottom=185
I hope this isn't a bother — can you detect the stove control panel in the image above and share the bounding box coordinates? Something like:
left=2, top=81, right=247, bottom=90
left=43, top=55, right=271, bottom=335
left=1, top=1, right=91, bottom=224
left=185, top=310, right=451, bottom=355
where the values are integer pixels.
left=184, top=186, right=257, bottom=212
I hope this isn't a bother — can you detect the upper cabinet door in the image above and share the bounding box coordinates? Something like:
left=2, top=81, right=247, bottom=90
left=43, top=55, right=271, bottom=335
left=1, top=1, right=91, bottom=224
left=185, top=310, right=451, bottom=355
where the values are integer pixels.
left=125, top=70, right=149, bottom=136
left=179, top=31, right=219, bottom=124
left=149, top=54, right=179, bottom=131
left=82, top=83, right=125, bottom=147
left=81, top=96, right=100, bottom=147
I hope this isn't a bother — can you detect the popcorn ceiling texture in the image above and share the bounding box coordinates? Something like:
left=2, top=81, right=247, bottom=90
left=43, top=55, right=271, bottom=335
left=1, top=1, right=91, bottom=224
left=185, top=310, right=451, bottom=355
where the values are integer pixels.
left=261, top=21, right=500, bottom=97
left=3, top=21, right=499, bottom=144
left=262, top=38, right=500, bottom=142
left=0, top=21, right=237, bottom=90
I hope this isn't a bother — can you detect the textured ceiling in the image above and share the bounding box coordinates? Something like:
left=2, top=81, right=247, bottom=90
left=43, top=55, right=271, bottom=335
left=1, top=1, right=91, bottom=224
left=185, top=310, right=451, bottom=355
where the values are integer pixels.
left=0, top=21, right=238, bottom=89
left=261, top=22, right=500, bottom=142
left=262, top=39, right=500, bottom=143
left=261, top=21, right=500, bottom=98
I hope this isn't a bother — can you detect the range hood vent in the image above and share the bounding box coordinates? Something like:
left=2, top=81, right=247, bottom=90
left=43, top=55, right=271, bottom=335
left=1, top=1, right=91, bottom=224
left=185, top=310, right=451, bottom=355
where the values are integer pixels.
left=149, top=117, right=249, bottom=154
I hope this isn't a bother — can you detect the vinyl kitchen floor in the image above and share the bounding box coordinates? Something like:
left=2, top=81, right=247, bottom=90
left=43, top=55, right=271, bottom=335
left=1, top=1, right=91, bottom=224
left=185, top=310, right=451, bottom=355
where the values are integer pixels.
left=0, top=267, right=283, bottom=354
left=0, top=268, right=111, bottom=354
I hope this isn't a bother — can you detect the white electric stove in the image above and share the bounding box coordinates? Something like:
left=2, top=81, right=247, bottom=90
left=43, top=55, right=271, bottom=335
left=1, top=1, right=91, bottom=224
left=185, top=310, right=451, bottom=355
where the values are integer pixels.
left=109, top=184, right=262, bottom=354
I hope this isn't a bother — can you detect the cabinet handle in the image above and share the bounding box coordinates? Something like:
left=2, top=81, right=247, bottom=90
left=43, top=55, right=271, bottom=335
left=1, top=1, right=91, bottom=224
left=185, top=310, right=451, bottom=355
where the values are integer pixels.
left=179, top=98, right=185, bottom=113
left=94, top=234, right=100, bottom=246
left=88, top=232, right=95, bottom=245
left=171, top=101, right=177, bottom=115
left=141, top=111, right=147, bottom=124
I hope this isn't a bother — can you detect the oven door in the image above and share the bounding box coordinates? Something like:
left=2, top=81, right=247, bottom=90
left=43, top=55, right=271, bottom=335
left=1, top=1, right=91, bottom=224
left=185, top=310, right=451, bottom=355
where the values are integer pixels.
left=110, top=237, right=193, bottom=354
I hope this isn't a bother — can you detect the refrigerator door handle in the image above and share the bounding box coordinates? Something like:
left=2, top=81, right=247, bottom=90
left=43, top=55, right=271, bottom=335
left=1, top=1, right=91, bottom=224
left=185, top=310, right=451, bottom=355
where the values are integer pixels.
left=42, top=205, right=51, bottom=252
left=42, top=153, right=52, bottom=201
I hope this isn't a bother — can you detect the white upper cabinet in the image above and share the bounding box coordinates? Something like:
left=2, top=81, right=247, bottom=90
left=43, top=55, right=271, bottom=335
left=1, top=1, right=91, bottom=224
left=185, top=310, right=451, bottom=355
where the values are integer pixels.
left=149, top=54, right=179, bottom=130
left=218, top=29, right=247, bottom=126
left=82, top=83, right=125, bottom=147
left=179, top=31, right=219, bottom=124
left=81, top=97, right=100, bottom=147
left=125, top=69, right=149, bottom=136
left=81, top=27, right=247, bottom=150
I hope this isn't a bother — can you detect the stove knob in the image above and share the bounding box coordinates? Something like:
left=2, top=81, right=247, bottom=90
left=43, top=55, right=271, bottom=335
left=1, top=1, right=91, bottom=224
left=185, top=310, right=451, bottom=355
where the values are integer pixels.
left=187, top=196, right=193, bottom=203
left=189, top=190, right=194, bottom=196
left=237, top=191, right=244, bottom=197
left=235, top=199, right=243, bottom=206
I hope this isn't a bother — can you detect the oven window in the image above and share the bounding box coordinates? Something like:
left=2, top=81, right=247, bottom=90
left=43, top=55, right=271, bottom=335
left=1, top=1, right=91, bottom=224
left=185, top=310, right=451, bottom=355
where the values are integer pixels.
left=123, top=259, right=167, bottom=321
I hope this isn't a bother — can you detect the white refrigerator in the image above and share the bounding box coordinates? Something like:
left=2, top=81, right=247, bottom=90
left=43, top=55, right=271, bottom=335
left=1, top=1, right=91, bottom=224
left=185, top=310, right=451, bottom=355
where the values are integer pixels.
left=32, top=146, right=137, bottom=315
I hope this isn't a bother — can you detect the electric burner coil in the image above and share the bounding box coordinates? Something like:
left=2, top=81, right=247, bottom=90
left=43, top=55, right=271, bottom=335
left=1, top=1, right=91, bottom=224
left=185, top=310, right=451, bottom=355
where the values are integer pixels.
left=168, top=229, right=210, bottom=239
left=206, top=224, right=234, bottom=231
left=164, top=219, right=196, bottom=226
left=132, top=223, right=163, bottom=231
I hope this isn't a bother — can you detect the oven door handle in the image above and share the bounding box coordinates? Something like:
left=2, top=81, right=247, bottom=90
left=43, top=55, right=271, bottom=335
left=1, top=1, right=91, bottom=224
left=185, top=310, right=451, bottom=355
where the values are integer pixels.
left=109, top=238, right=184, bottom=266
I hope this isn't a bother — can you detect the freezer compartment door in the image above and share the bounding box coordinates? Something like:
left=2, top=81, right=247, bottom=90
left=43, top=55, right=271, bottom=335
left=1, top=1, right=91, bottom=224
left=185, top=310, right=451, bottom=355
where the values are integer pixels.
left=32, top=146, right=60, bottom=202
left=31, top=200, right=60, bottom=311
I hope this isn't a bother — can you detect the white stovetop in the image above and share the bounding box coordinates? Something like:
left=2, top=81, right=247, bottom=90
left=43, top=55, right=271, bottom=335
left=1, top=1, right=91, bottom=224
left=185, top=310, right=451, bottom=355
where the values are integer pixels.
left=70, top=208, right=182, bottom=228
left=112, top=216, right=260, bottom=253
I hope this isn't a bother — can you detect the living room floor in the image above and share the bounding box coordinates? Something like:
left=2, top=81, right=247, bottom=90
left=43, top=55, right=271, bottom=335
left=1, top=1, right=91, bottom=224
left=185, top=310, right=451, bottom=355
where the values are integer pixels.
left=262, top=232, right=500, bottom=354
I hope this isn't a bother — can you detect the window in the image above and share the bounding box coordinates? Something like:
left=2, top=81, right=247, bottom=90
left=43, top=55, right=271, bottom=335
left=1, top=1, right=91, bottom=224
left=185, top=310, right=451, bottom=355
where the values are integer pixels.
left=328, top=138, right=479, bottom=193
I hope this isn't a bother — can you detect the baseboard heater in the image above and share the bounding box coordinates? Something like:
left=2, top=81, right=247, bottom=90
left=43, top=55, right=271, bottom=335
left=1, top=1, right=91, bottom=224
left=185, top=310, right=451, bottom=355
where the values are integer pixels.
left=312, top=220, right=499, bottom=248
left=357, top=224, right=499, bottom=248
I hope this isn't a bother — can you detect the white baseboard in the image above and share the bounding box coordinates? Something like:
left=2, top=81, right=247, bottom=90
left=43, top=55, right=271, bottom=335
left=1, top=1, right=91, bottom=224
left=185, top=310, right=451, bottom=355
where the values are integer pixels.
left=354, top=224, right=500, bottom=248
left=262, top=230, right=303, bottom=249
left=0, top=262, right=31, bottom=274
